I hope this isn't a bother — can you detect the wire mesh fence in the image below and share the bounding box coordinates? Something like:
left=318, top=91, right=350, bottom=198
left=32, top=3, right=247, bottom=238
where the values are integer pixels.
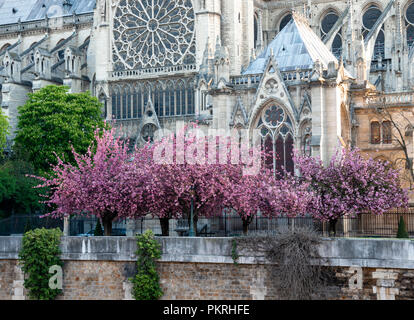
left=1, top=209, right=414, bottom=238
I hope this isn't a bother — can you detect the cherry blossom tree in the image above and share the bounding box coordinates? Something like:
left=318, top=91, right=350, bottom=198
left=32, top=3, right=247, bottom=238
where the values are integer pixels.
left=132, top=124, right=231, bottom=236
left=294, top=147, right=409, bottom=235
left=33, top=127, right=147, bottom=236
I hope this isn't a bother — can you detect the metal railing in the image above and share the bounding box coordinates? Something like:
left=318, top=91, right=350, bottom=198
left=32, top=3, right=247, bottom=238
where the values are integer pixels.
left=1, top=211, right=414, bottom=238
left=0, top=214, right=63, bottom=236
left=123, top=211, right=414, bottom=238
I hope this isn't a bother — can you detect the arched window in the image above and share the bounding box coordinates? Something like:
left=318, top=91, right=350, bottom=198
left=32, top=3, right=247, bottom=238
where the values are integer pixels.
left=279, top=13, right=292, bottom=32
left=254, top=13, right=258, bottom=48
left=0, top=43, right=11, bottom=52
left=362, top=5, right=385, bottom=59
left=166, top=81, right=174, bottom=116
left=176, top=81, right=184, bottom=116
left=99, top=93, right=107, bottom=119
left=257, top=104, right=294, bottom=177
left=122, top=87, right=128, bottom=119
left=405, top=2, right=414, bottom=49
left=168, top=82, right=175, bottom=116
left=320, top=11, right=342, bottom=58
left=127, top=86, right=132, bottom=119
left=154, top=82, right=163, bottom=117
left=187, top=80, right=195, bottom=115
left=111, top=86, right=122, bottom=120
left=382, top=121, right=392, bottom=144
left=370, top=121, right=381, bottom=144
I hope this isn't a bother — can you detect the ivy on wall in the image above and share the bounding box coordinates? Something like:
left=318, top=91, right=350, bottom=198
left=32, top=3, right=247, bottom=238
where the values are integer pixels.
left=18, top=228, right=63, bottom=300
left=131, top=230, right=163, bottom=300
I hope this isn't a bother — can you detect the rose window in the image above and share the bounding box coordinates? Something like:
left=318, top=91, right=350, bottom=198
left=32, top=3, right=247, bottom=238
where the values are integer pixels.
left=264, top=105, right=284, bottom=127
left=113, top=0, right=196, bottom=71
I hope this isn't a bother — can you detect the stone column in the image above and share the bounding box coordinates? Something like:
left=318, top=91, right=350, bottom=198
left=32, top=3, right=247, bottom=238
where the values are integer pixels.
left=12, top=265, right=25, bottom=300
left=63, top=217, right=69, bottom=236
left=372, top=269, right=400, bottom=300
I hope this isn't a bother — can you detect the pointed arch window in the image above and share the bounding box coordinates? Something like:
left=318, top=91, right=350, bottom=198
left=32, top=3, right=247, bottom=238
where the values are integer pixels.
left=362, top=5, right=385, bottom=59
left=254, top=13, right=258, bottom=48
left=371, top=121, right=381, bottom=144
left=320, top=11, right=343, bottom=58
left=371, top=120, right=392, bottom=144
left=257, top=104, right=294, bottom=177
left=154, top=82, right=163, bottom=117
left=279, top=13, right=292, bottom=32
left=382, top=121, right=392, bottom=144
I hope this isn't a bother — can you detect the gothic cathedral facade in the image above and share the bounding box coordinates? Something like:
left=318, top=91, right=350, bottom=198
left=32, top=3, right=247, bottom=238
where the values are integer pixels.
left=1, top=0, right=414, bottom=187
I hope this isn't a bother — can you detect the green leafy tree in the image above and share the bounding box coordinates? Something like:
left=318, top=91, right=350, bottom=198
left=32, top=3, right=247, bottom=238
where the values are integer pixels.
left=397, top=216, right=409, bottom=238
left=18, top=228, right=63, bottom=300
left=14, top=85, right=107, bottom=173
left=0, top=160, right=44, bottom=219
left=94, top=219, right=103, bottom=236
left=131, top=230, right=163, bottom=300
left=0, top=108, right=9, bottom=156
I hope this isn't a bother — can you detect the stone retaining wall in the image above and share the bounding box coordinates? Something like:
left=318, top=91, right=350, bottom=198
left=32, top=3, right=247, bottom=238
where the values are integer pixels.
left=0, top=237, right=413, bottom=300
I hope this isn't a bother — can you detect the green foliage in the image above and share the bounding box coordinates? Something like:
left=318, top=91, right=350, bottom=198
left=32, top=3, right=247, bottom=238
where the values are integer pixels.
left=94, top=219, right=103, bottom=236
left=231, top=238, right=239, bottom=265
left=14, top=85, right=107, bottom=173
left=131, top=230, right=163, bottom=300
left=24, top=219, right=33, bottom=233
left=397, top=216, right=409, bottom=239
left=18, top=228, right=63, bottom=300
left=0, top=159, right=44, bottom=219
left=0, top=108, right=9, bottom=155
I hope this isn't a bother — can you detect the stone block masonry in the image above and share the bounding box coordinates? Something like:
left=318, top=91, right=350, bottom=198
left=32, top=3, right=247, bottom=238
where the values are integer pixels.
left=0, top=237, right=414, bottom=300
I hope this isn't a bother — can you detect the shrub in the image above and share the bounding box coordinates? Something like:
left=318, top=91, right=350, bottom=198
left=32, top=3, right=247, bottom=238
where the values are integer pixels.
left=18, top=228, right=63, bottom=300
left=397, top=216, right=409, bottom=239
left=131, top=230, right=163, bottom=300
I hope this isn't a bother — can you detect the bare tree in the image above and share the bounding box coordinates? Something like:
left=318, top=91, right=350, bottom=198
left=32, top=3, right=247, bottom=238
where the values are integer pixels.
left=374, top=106, right=414, bottom=188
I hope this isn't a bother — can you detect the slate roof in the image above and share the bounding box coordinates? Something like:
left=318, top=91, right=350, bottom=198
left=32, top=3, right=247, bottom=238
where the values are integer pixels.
left=244, top=14, right=344, bottom=75
left=0, top=0, right=95, bottom=25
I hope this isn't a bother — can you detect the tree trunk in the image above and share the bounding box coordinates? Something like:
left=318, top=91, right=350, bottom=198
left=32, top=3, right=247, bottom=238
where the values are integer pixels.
left=102, top=216, right=113, bottom=236
left=328, top=219, right=338, bottom=237
left=159, top=217, right=170, bottom=237
left=242, top=219, right=250, bottom=235
left=193, top=215, right=198, bottom=236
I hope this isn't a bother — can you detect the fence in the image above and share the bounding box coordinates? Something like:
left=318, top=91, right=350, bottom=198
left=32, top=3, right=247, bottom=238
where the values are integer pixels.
left=1, top=211, right=414, bottom=238
left=0, top=214, right=63, bottom=236
left=118, top=210, right=414, bottom=238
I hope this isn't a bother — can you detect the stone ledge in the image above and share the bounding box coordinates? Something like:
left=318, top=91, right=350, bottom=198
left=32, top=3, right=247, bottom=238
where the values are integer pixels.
left=0, top=236, right=413, bottom=269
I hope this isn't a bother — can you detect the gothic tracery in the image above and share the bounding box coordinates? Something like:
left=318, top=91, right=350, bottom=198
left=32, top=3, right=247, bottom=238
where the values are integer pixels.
left=112, top=0, right=196, bottom=71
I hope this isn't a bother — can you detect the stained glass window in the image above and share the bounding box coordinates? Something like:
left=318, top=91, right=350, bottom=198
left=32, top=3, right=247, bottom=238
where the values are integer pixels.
left=113, top=0, right=196, bottom=71
left=111, top=79, right=195, bottom=120
left=257, top=104, right=294, bottom=176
